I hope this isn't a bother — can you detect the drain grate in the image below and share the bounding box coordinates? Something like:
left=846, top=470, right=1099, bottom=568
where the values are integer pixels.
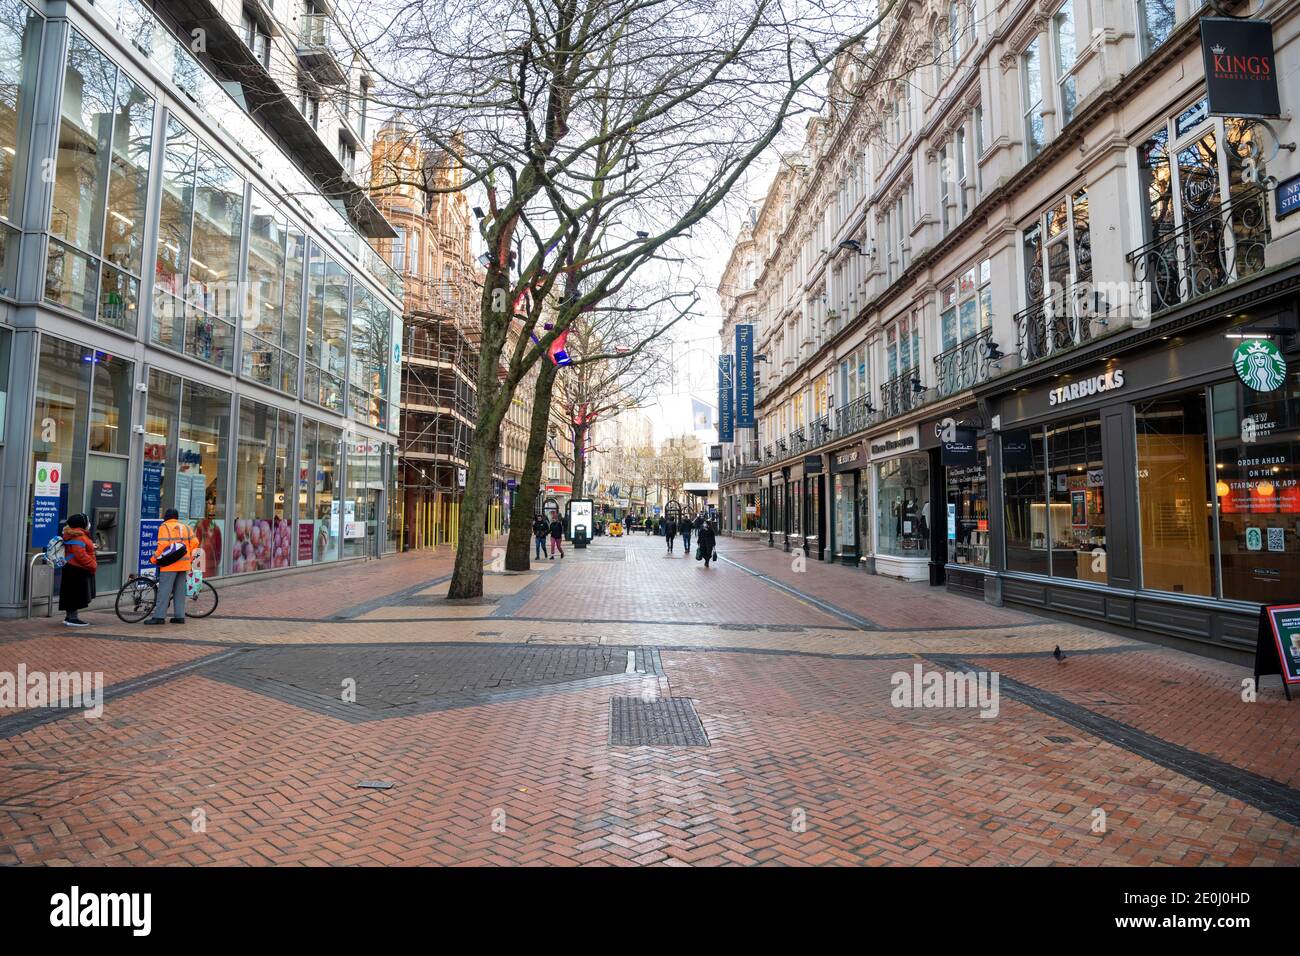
left=1045, top=735, right=1074, bottom=744
left=609, top=697, right=709, bottom=747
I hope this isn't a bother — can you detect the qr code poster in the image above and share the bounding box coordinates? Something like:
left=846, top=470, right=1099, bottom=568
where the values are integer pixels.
left=1267, top=527, right=1285, bottom=553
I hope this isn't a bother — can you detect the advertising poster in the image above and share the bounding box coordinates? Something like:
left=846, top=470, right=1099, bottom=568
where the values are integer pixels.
left=1266, top=605, right=1300, bottom=684
left=31, top=461, right=62, bottom=548
left=298, top=521, right=315, bottom=563
left=174, top=471, right=193, bottom=522
left=138, top=519, right=162, bottom=577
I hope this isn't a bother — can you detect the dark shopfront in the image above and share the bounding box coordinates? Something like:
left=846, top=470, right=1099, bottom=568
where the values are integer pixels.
left=980, top=288, right=1300, bottom=659
left=802, top=454, right=826, bottom=561
left=830, top=442, right=865, bottom=566
left=921, top=409, right=992, bottom=595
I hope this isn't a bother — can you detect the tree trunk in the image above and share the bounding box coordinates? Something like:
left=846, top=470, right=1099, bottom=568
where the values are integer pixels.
left=505, top=360, right=558, bottom=571
left=571, top=423, right=587, bottom=507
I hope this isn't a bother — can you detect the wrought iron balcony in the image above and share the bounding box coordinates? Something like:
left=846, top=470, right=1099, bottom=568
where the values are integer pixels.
left=879, top=366, right=922, bottom=420
left=835, top=394, right=876, bottom=437
left=807, top=414, right=833, bottom=448
left=788, top=427, right=809, bottom=456
left=1014, top=287, right=1093, bottom=366
left=933, top=327, right=995, bottom=398
left=1127, top=186, right=1269, bottom=316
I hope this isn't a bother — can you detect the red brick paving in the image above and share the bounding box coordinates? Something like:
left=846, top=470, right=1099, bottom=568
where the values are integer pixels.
left=513, top=537, right=844, bottom=627
left=964, top=649, right=1300, bottom=788
left=1, top=531, right=1298, bottom=866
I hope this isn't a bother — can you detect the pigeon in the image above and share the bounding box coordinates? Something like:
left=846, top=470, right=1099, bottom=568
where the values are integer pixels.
left=1053, top=645, right=1067, bottom=664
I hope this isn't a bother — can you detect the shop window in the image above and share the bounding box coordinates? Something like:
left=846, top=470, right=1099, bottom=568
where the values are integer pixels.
left=48, top=31, right=155, bottom=332
left=0, top=0, right=41, bottom=276
left=834, top=472, right=857, bottom=557
left=232, top=398, right=296, bottom=573
left=178, top=379, right=230, bottom=573
left=30, top=337, right=92, bottom=546
left=1211, top=373, right=1300, bottom=604
left=349, top=283, right=389, bottom=429
left=1046, top=416, right=1106, bottom=582
left=151, top=115, right=242, bottom=368
left=88, top=351, right=133, bottom=455
left=1135, top=393, right=1215, bottom=595
left=876, top=455, right=930, bottom=558
left=946, top=439, right=988, bottom=566
left=1001, top=427, right=1048, bottom=574
left=299, top=419, right=341, bottom=564
left=345, top=439, right=381, bottom=558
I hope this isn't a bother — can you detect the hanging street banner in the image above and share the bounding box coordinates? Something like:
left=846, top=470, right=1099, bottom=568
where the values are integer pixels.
left=1200, top=18, right=1280, bottom=118
left=735, top=325, right=756, bottom=428
left=718, top=355, right=734, bottom=443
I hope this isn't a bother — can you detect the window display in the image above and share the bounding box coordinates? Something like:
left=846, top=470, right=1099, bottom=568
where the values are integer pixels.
left=232, top=398, right=296, bottom=573
left=1211, top=373, right=1300, bottom=603
left=1002, top=427, right=1048, bottom=574
left=876, top=455, right=929, bottom=557
left=946, top=440, right=988, bottom=566
left=1047, top=416, right=1106, bottom=582
left=1136, top=393, right=1214, bottom=596
left=834, top=472, right=857, bottom=557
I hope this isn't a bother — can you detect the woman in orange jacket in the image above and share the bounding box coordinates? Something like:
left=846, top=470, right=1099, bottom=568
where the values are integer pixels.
left=58, top=513, right=98, bottom=627
left=147, top=508, right=198, bottom=625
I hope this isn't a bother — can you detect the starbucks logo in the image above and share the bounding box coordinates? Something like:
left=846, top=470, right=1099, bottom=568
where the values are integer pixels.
left=1233, top=339, right=1287, bottom=392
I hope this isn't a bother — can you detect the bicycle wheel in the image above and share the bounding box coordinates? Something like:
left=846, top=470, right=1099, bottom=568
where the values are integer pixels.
left=187, top=580, right=219, bottom=618
left=116, top=576, right=158, bottom=623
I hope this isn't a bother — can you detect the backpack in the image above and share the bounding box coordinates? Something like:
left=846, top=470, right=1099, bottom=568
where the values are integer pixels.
left=44, top=536, right=67, bottom=569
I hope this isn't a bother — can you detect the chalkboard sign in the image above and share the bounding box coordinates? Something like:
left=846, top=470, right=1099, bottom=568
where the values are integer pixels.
left=1254, top=603, right=1300, bottom=700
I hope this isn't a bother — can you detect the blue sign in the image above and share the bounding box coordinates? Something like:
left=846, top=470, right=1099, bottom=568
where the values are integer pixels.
left=32, top=496, right=60, bottom=549
left=718, top=355, right=734, bottom=443
left=141, top=461, right=164, bottom=518
left=1278, top=173, right=1300, bottom=220
left=734, top=325, right=755, bottom=428
left=138, top=519, right=162, bottom=576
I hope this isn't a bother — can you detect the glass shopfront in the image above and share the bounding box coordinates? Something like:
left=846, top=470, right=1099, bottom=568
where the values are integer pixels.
left=232, top=397, right=295, bottom=573
left=344, top=438, right=382, bottom=557
left=1209, top=372, right=1300, bottom=603
left=1136, top=392, right=1214, bottom=595
left=29, top=336, right=134, bottom=592
left=833, top=471, right=856, bottom=559
left=946, top=439, right=989, bottom=567
left=1000, top=416, right=1106, bottom=581
left=876, top=455, right=930, bottom=558
left=298, top=418, right=341, bottom=565
left=141, top=368, right=230, bottom=575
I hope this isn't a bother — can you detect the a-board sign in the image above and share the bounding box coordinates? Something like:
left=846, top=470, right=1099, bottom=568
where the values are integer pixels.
left=1254, top=603, right=1300, bottom=700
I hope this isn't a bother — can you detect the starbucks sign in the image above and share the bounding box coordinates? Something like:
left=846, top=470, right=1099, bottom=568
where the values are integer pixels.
left=1233, top=339, right=1287, bottom=392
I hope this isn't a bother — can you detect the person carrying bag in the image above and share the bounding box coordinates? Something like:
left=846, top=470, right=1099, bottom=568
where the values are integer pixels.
left=147, top=508, right=198, bottom=625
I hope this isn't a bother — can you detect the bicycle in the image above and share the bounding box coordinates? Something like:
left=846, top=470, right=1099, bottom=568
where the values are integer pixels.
left=115, top=572, right=219, bottom=623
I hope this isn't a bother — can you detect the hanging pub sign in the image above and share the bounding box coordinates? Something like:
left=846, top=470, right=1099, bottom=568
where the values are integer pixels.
left=735, top=324, right=756, bottom=428
left=1253, top=603, right=1300, bottom=701
left=718, top=355, right=734, bottom=443
left=1200, top=18, right=1281, bottom=118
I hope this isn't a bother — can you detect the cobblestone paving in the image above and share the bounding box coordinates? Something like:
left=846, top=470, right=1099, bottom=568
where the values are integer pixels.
left=0, top=532, right=1296, bottom=866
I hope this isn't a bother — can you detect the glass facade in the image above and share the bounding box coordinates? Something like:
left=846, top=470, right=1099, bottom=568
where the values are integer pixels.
left=1002, top=427, right=1048, bottom=574
left=876, top=455, right=930, bottom=558
left=833, top=472, right=857, bottom=558
left=0, top=0, right=41, bottom=294
left=232, top=398, right=296, bottom=573
left=946, top=440, right=988, bottom=567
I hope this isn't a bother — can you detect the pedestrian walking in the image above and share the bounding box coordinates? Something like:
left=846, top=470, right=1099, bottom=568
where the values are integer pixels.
left=665, top=516, right=677, bottom=553
left=147, top=508, right=198, bottom=625
left=548, top=515, right=565, bottom=559
left=696, top=520, right=718, bottom=569
left=57, top=513, right=97, bottom=628
left=680, top=513, right=693, bottom=555
left=532, top=514, right=549, bottom=560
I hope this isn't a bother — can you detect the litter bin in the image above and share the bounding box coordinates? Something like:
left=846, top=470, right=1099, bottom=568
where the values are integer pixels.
left=574, top=524, right=589, bottom=549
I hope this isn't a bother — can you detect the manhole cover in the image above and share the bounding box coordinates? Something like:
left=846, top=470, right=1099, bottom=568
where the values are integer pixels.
left=1045, top=735, right=1074, bottom=744
left=609, top=698, right=709, bottom=747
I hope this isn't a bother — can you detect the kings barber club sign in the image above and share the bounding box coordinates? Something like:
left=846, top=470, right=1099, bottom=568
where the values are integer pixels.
left=1200, top=18, right=1281, bottom=119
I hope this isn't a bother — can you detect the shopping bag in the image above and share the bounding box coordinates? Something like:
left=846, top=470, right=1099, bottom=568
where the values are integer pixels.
left=185, top=549, right=204, bottom=598
left=695, top=546, right=702, bottom=561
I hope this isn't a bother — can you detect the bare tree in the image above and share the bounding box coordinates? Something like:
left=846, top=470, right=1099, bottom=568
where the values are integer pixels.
left=349, top=0, right=902, bottom=598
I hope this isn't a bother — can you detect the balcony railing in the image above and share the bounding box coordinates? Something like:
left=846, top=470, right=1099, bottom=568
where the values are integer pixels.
left=836, top=394, right=876, bottom=437
left=933, top=327, right=995, bottom=398
left=879, top=366, right=922, bottom=419
left=1014, top=287, right=1093, bottom=365
left=806, top=414, right=833, bottom=448
left=1127, top=186, right=1270, bottom=316
left=297, top=13, right=346, bottom=85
